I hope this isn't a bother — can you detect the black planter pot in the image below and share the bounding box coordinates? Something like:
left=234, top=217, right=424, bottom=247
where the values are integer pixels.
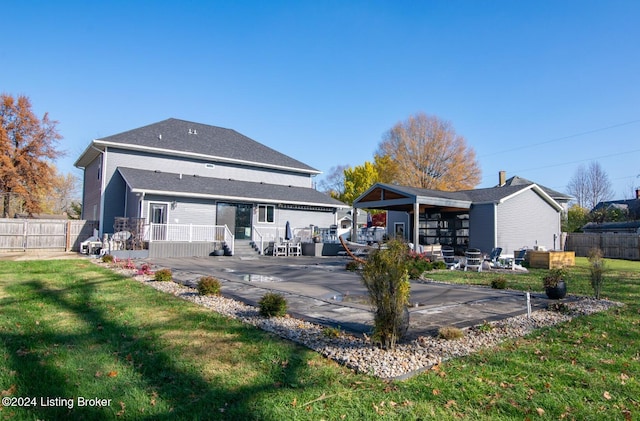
left=545, top=280, right=567, bottom=299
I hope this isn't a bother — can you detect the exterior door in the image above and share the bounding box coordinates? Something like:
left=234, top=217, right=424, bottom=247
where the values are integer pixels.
left=216, top=203, right=252, bottom=240
left=150, top=203, right=168, bottom=240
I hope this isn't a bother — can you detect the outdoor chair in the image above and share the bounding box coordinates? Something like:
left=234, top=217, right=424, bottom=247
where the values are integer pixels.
left=441, top=246, right=458, bottom=269
left=464, top=248, right=483, bottom=272
left=514, top=249, right=527, bottom=266
left=288, top=240, right=302, bottom=256
left=484, top=247, right=503, bottom=267
left=273, top=241, right=288, bottom=257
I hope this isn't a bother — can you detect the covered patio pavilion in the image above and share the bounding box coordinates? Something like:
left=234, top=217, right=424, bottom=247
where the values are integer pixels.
left=352, top=183, right=473, bottom=252
left=351, top=182, right=564, bottom=255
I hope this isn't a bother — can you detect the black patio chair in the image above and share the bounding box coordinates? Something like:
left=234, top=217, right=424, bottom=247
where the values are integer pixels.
left=464, top=248, right=483, bottom=272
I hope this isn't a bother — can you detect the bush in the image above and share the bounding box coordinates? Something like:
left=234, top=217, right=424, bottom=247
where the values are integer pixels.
left=154, top=268, right=172, bottom=282
left=438, top=326, right=464, bottom=340
left=478, top=320, right=493, bottom=332
left=258, top=292, right=288, bottom=317
left=491, top=276, right=507, bottom=289
left=197, top=276, right=221, bottom=296
left=345, top=261, right=361, bottom=272
left=407, top=252, right=433, bottom=279
left=101, top=254, right=114, bottom=264
left=431, top=261, right=447, bottom=270
left=137, top=263, right=153, bottom=276
left=588, top=247, right=606, bottom=299
left=361, top=239, right=411, bottom=350
left=548, top=302, right=570, bottom=314
left=322, top=326, right=342, bottom=338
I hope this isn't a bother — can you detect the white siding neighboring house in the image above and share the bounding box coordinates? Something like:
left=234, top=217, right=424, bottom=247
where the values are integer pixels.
left=74, top=118, right=348, bottom=248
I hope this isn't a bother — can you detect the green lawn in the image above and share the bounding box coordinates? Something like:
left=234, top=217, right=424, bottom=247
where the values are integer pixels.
left=0, top=257, right=638, bottom=420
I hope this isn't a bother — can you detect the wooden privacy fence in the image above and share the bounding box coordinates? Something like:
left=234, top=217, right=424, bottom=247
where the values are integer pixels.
left=565, top=232, right=640, bottom=261
left=0, top=219, right=99, bottom=252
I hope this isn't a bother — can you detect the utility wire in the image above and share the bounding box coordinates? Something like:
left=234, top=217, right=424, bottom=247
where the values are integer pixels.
left=479, top=118, right=640, bottom=158
left=506, top=147, right=640, bottom=174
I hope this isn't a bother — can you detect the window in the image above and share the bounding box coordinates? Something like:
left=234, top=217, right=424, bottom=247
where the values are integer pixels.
left=257, top=205, right=274, bottom=223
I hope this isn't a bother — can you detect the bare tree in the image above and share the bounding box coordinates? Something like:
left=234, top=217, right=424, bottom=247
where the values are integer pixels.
left=0, top=94, right=63, bottom=217
left=377, top=112, right=481, bottom=190
left=39, top=168, right=80, bottom=215
left=317, top=164, right=348, bottom=199
left=567, top=162, right=614, bottom=210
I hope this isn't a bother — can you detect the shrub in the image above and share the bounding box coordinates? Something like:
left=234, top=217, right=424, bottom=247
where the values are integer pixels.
left=407, top=252, right=433, bottom=279
left=491, top=276, right=507, bottom=289
left=548, top=301, right=570, bottom=314
left=154, top=268, right=172, bottom=282
left=478, top=320, right=493, bottom=332
left=137, top=264, right=153, bottom=276
left=361, top=239, right=411, bottom=350
left=431, top=261, right=447, bottom=270
left=122, top=258, right=136, bottom=270
left=542, top=268, right=567, bottom=289
left=101, top=254, right=114, bottom=264
left=588, top=247, right=606, bottom=299
left=322, top=326, right=342, bottom=338
left=345, top=261, right=360, bottom=272
left=438, top=326, right=464, bottom=340
left=258, top=292, right=288, bottom=317
left=197, top=276, right=221, bottom=296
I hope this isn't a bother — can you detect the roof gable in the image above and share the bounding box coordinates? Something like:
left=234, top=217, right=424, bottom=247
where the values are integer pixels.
left=502, top=175, right=572, bottom=202
left=76, top=118, right=319, bottom=174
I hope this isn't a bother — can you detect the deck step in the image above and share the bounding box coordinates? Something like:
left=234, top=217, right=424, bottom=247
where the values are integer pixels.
left=232, top=240, right=261, bottom=257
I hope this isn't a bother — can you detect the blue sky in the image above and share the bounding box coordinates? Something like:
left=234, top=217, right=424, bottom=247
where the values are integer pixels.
left=3, top=0, right=639, bottom=199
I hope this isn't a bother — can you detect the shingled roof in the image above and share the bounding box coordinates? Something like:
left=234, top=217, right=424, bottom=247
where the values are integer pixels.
left=117, top=167, right=346, bottom=209
left=76, top=118, right=319, bottom=174
left=500, top=175, right=572, bottom=202
left=354, top=182, right=562, bottom=211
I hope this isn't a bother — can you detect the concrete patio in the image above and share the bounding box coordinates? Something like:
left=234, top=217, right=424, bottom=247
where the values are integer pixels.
left=148, top=255, right=558, bottom=339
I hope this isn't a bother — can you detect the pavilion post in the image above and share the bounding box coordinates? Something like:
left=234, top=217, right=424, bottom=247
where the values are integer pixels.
left=413, top=202, right=420, bottom=252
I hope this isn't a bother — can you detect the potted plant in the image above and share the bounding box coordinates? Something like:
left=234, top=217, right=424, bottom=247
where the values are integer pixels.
left=542, top=267, right=567, bottom=299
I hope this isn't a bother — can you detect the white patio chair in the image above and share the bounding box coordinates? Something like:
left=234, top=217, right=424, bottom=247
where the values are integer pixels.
left=288, top=241, right=302, bottom=256
left=274, top=241, right=288, bottom=257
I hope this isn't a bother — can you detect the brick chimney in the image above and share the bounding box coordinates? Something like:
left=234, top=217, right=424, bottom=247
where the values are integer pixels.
left=636, top=189, right=640, bottom=199
left=498, top=170, right=506, bottom=187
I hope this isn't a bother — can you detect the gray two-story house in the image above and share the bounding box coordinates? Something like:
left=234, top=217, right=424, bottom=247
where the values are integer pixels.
left=75, top=118, right=347, bottom=254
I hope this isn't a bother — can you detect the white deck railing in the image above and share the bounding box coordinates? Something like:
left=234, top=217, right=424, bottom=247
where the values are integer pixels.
left=147, top=223, right=234, bottom=254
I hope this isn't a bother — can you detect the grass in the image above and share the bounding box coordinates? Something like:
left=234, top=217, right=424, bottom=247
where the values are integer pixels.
left=0, top=257, right=638, bottom=420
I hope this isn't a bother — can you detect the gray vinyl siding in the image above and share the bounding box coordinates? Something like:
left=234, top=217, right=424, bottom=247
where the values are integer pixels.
left=81, top=155, right=102, bottom=220
left=468, top=204, right=496, bottom=253
left=275, top=208, right=336, bottom=235
left=103, top=170, right=127, bottom=234
left=496, top=189, right=561, bottom=254
left=106, top=148, right=312, bottom=188
left=125, top=189, right=139, bottom=219
left=142, top=195, right=217, bottom=226
left=387, top=211, right=410, bottom=241
left=100, top=147, right=313, bottom=233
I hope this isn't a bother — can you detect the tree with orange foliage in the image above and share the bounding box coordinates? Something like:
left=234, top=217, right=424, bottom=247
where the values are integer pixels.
left=0, top=94, right=63, bottom=217
left=377, top=112, right=481, bottom=191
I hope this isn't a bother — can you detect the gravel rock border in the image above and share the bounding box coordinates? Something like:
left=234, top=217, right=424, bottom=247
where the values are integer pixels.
left=99, top=261, right=623, bottom=380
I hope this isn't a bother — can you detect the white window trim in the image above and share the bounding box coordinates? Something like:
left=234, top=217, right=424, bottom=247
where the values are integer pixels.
left=257, top=204, right=275, bottom=224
